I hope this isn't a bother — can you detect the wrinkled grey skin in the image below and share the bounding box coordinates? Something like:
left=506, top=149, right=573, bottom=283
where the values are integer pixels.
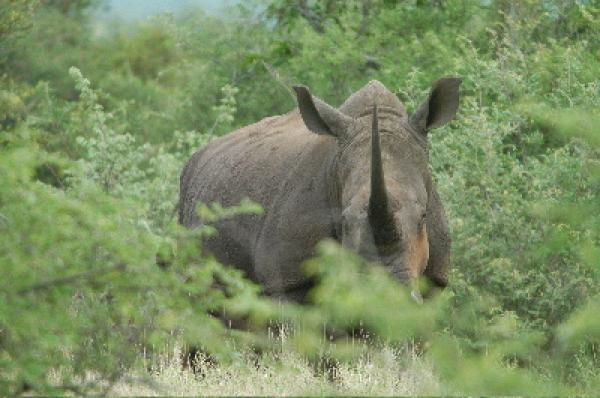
left=179, top=78, right=460, bottom=301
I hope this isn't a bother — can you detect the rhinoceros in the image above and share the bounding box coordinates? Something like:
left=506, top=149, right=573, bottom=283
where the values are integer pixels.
left=179, top=78, right=460, bottom=301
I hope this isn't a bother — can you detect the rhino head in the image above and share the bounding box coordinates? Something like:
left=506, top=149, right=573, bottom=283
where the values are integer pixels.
left=293, top=78, right=461, bottom=298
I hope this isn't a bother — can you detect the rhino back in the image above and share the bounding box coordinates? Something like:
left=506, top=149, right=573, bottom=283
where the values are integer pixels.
left=179, top=111, right=338, bottom=285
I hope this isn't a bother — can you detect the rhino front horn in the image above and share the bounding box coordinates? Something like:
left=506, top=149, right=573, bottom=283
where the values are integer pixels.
left=368, top=104, right=398, bottom=245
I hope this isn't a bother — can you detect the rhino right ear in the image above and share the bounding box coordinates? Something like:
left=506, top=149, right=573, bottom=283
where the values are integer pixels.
left=410, top=77, right=461, bottom=132
left=293, top=85, right=351, bottom=137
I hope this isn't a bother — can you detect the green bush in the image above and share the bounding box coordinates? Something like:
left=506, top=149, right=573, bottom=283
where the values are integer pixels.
left=0, top=141, right=278, bottom=395
left=1, top=0, right=599, bottom=394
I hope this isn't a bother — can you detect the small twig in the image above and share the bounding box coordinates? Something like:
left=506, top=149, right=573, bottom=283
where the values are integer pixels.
left=17, top=263, right=127, bottom=295
left=260, top=61, right=296, bottom=101
left=207, top=115, right=220, bottom=136
left=357, top=0, right=371, bottom=37
left=296, top=0, right=325, bottom=33
left=362, top=54, right=381, bottom=70
left=100, top=372, right=121, bottom=397
left=170, top=202, right=179, bottom=224
left=55, top=383, right=84, bottom=396
left=0, top=212, right=8, bottom=226
left=114, top=374, right=167, bottom=396
left=41, top=162, right=66, bottom=190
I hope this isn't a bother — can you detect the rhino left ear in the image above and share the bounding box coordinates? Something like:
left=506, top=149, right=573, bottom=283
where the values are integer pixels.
left=293, top=85, right=352, bottom=137
left=410, top=77, right=461, bottom=132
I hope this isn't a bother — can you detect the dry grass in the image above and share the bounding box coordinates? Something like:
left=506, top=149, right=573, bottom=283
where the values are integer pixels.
left=108, top=343, right=442, bottom=396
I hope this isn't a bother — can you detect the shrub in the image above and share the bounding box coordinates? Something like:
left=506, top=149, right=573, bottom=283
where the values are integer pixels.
left=1, top=0, right=599, bottom=394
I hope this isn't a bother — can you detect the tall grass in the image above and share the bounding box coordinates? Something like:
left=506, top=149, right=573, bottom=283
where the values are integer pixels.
left=107, top=343, right=439, bottom=396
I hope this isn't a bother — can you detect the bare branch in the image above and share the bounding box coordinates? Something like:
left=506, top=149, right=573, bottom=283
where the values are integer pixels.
left=17, top=263, right=127, bottom=295
left=357, top=0, right=372, bottom=36
left=261, top=61, right=296, bottom=102
left=296, top=0, right=325, bottom=33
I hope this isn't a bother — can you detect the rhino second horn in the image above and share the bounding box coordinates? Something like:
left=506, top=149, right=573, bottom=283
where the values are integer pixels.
left=368, top=105, right=399, bottom=246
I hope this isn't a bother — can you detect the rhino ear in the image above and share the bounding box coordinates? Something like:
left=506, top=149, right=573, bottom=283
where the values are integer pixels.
left=293, top=85, right=351, bottom=137
left=410, top=77, right=461, bottom=132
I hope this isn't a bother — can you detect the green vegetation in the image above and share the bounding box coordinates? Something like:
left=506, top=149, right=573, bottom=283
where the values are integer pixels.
left=1, top=0, right=599, bottom=395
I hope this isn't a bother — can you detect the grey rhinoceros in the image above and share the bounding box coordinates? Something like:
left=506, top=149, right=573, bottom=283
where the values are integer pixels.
left=179, top=78, right=460, bottom=301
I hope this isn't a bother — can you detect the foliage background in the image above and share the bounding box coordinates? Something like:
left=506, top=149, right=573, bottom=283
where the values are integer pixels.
left=1, top=0, right=599, bottom=395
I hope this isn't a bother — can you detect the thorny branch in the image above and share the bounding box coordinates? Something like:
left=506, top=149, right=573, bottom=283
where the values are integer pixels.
left=261, top=61, right=296, bottom=101
left=17, top=263, right=127, bottom=295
